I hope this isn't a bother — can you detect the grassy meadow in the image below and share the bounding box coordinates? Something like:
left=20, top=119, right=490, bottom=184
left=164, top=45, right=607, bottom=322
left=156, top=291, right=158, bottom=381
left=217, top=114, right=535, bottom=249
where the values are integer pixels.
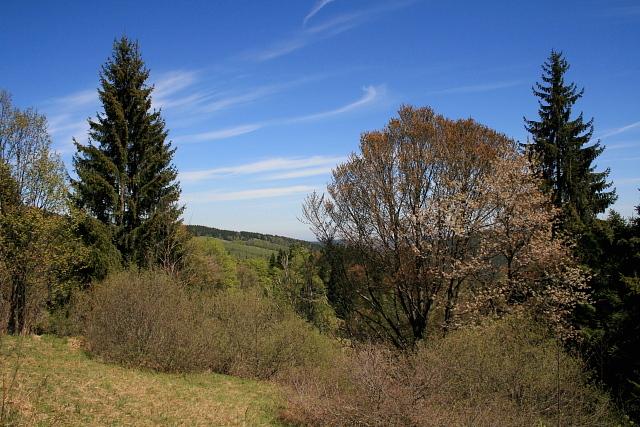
left=0, top=334, right=288, bottom=426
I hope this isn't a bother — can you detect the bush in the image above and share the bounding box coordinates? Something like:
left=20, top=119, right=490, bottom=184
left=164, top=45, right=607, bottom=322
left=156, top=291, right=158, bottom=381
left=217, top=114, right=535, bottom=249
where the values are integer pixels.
left=83, top=269, right=339, bottom=379
left=280, top=314, right=623, bottom=426
left=203, top=287, right=338, bottom=379
left=84, top=269, right=201, bottom=371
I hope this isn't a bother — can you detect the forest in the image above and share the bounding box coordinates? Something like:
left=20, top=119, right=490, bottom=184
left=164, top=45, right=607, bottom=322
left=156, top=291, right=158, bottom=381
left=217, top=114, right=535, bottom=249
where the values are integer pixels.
left=1, top=36, right=638, bottom=426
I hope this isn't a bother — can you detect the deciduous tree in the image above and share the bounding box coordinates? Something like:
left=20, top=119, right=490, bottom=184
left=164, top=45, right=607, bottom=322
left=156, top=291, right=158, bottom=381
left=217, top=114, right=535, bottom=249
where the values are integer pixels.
left=0, top=92, right=81, bottom=334
left=304, top=106, right=586, bottom=347
left=0, top=89, right=68, bottom=212
left=270, top=245, right=335, bottom=333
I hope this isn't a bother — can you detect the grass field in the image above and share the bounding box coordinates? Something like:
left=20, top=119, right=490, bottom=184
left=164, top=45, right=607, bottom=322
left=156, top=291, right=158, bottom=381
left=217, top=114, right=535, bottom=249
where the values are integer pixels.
left=217, top=238, right=280, bottom=260
left=0, top=334, right=289, bottom=426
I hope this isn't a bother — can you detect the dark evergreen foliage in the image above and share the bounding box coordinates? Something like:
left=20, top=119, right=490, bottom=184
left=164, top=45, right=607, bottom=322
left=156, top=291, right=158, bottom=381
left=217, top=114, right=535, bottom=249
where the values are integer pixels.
left=72, top=36, right=185, bottom=273
left=523, top=51, right=640, bottom=421
left=574, top=207, right=640, bottom=421
left=524, top=50, right=616, bottom=233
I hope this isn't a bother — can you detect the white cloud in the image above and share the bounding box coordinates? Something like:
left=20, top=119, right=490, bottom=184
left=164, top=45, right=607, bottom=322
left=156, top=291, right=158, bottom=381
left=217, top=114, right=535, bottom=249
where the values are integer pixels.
left=180, top=155, right=346, bottom=183
left=153, top=70, right=199, bottom=99
left=202, top=86, right=278, bottom=112
left=265, top=166, right=336, bottom=180
left=601, top=141, right=640, bottom=150
left=285, top=85, right=383, bottom=123
left=251, top=38, right=309, bottom=62
left=598, top=121, right=640, bottom=139
left=45, top=90, right=101, bottom=155
left=599, top=157, right=640, bottom=163
left=181, top=185, right=316, bottom=203
left=304, top=0, right=336, bottom=27
left=173, top=85, right=381, bottom=147
left=434, top=80, right=524, bottom=94
left=244, top=3, right=401, bottom=62
left=176, top=124, right=263, bottom=144
left=51, top=89, right=98, bottom=109
left=613, top=176, right=640, bottom=184
left=152, top=70, right=220, bottom=112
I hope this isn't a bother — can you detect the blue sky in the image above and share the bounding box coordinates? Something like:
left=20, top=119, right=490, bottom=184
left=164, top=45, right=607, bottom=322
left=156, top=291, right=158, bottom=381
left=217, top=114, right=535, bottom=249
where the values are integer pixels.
left=2, top=1, right=639, bottom=240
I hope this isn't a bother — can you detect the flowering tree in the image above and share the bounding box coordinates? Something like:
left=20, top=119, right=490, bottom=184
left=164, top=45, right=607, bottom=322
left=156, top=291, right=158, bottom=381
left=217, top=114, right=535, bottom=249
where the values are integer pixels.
left=303, top=106, right=586, bottom=347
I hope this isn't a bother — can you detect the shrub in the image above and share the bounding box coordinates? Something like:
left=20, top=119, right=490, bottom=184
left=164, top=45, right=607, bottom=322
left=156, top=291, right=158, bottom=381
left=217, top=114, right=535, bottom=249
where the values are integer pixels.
left=280, top=314, right=623, bottom=426
left=83, top=269, right=339, bottom=379
left=203, top=287, right=338, bottom=379
left=84, top=269, right=202, bottom=371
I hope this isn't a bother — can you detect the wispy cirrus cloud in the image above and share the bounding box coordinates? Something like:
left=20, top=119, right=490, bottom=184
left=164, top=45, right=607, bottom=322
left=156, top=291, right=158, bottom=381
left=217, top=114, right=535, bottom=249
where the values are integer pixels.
left=153, top=70, right=282, bottom=115
left=251, top=39, right=310, bottom=62
left=285, top=85, right=383, bottom=123
left=181, top=185, right=316, bottom=203
left=245, top=2, right=413, bottom=62
left=52, top=89, right=98, bottom=108
left=45, top=89, right=101, bottom=154
left=153, top=70, right=199, bottom=98
left=434, top=80, right=524, bottom=94
left=156, top=71, right=333, bottom=124
left=152, top=70, right=207, bottom=110
left=175, top=85, right=383, bottom=145
left=180, top=155, right=346, bottom=184
left=201, top=86, right=280, bottom=112
left=266, top=166, right=336, bottom=180
left=599, top=157, right=640, bottom=164
left=303, top=0, right=336, bottom=27
left=175, top=124, right=264, bottom=144
left=598, top=121, right=640, bottom=139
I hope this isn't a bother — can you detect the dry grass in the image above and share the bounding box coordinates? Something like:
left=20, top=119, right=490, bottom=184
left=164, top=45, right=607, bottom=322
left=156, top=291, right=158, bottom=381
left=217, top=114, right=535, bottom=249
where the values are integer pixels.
left=1, top=334, right=288, bottom=426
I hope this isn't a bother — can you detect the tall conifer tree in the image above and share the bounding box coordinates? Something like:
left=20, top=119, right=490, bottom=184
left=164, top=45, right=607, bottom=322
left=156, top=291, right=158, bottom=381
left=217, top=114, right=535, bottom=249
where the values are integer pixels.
left=524, top=50, right=616, bottom=233
left=72, top=36, right=185, bottom=272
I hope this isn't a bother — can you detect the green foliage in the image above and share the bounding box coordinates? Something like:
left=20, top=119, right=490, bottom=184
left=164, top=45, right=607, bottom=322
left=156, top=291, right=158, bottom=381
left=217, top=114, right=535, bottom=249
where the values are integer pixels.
left=83, top=269, right=339, bottom=380
left=186, top=224, right=321, bottom=256
left=0, top=161, right=21, bottom=216
left=236, top=257, right=272, bottom=288
left=0, top=89, right=69, bottom=213
left=218, top=238, right=280, bottom=260
left=71, top=37, right=185, bottom=273
left=0, top=208, right=86, bottom=334
left=268, top=245, right=337, bottom=333
left=72, top=212, right=122, bottom=283
left=240, top=257, right=272, bottom=280
left=191, top=237, right=240, bottom=288
left=0, top=91, right=83, bottom=335
left=524, top=50, right=616, bottom=234
left=206, top=286, right=339, bottom=380
left=524, top=52, right=640, bottom=421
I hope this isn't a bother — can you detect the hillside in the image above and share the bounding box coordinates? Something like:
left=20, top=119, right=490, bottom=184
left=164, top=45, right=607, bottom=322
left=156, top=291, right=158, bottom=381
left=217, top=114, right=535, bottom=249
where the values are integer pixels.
left=0, top=334, right=288, bottom=426
left=186, top=224, right=322, bottom=259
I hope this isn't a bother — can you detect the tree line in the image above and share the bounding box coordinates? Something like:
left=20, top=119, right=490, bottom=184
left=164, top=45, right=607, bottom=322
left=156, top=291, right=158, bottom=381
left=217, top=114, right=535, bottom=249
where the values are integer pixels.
left=1, top=37, right=638, bottom=422
left=186, top=224, right=321, bottom=252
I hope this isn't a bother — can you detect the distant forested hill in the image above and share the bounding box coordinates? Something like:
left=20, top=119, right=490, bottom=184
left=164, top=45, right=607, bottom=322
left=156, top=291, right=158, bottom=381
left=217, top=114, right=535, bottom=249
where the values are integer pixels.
left=185, top=225, right=321, bottom=259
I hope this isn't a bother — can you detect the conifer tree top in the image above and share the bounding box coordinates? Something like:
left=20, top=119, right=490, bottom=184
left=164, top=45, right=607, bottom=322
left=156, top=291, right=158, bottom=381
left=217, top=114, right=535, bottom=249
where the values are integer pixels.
left=524, top=50, right=616, bottom=232
left=72, top=35, right=184, bottom=272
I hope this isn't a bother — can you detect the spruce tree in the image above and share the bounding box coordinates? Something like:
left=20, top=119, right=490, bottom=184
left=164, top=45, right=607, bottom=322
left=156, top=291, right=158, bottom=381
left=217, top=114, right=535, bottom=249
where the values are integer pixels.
left=524, top=50, right=616, bottom=233
left=72, top=36, right=185, bottom=272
